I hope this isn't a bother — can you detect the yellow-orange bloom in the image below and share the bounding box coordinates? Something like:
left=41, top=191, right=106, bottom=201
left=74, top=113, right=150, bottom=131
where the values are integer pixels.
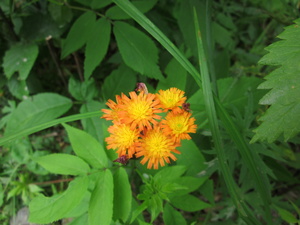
left=101, top=94, right=125, bottom=122
left=161, top=109, right=197, bottom=143
left=118, top=91, right=162, bottom=131
left=156, top=88, right=187, bottom=113
left=105, top=123, right=140, bottom=158
left=135, top=126, right=180, bottom=169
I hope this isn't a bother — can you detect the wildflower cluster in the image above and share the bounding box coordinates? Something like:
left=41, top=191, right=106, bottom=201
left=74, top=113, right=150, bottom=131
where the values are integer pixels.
left=101, top=84, right=197, bottom=169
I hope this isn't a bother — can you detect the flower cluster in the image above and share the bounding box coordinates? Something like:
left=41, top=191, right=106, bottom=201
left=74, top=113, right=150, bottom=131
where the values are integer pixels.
left=101, top=84, right=197, bottom=169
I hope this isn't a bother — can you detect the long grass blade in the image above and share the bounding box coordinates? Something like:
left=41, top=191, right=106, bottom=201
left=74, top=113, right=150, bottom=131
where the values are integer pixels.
left=0, top=111, right=102, bottom=146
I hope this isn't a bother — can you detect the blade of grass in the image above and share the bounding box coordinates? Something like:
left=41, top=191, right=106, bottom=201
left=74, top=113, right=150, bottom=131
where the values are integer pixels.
left=112, top=0, right=273, bottom=224
left=193, top=8, right=255, bottom=221
left=0, top=111, right=102, bottom=146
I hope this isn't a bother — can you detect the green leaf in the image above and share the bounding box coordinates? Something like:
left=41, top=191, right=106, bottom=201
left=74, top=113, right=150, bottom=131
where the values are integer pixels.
left=5, top=93, right=72, bottom=136
left=176, top=140, right=206, bottom=176
left=91, top=0, right=112, bottom=9
left=7, top=76, right=29, bottom=100
left=68, top=77, right=97, bottom=101
left=252, top=18, right=300, bottom=143
left=35, top=153, right=90, bottom=176
left=275, top=206, right=298, bottom=223
left=170, top=194, right=211, bottom=212
left=29, top=176, right=89, bottom=224
left=113, top=167, right=132, bottom=222
left=156, top=58, right=187, bottom=91
left=113, top=21, right=163, bottom=80
left=3, top=43, right=38, bottom=80
left=163, top=203, right=187, bottom=225
left=106, top=0, right=157, bottom=20
left=67, top=213, right=88, bottom=225
left=61, top=11, right=96, bottom=58
left=63, top=124, right=108, bottom=169
left=80, top=101, right=107, bottom=145
left=169, top=176, right=206, bottom=197
left=89, top=170, right=113, bottom=225
left=84, top=18, right=111, bottom=80
left=153, top=165, right=186, bottom=185
left=102, top=64, right=137, bottom=101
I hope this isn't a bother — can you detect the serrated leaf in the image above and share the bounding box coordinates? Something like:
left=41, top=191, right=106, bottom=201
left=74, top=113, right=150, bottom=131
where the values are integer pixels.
left=163, top=203, right=187, bottom=225
left=5, top=93, right=72, bottom=136
left=3, top=43, right=38, bottom=80
left=106, top=0, right=157, bottom=20
left=35, top=153, right=90, bottom=175
left=113, top=21, right=163, bottom=80
left=170, top=194, right=211, bottom=212
left=63, top=124, right=108, bottom=169
left=113, top=167, right=132, bottom=222
left=29, top=176, right=89, bottom=224
left=84, top=18, right=111, bottom=80
left=89, top=170, right=113, bottom=225
left=252, top=19, right=300, bottom=143
left=102, top=64, right=137, bottom=101
left=61, top=11, right=96, bottom=58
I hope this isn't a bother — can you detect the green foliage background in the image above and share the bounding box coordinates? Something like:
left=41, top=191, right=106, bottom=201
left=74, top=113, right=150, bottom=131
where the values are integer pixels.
left=0, top=0, right=300, bottom=224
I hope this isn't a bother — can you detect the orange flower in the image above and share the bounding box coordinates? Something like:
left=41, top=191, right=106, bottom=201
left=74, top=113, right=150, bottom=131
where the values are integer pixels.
left=118, top=91, right=162, bottom=131
left=105, top=123, right=140, bottom=158
left=135, top=126, right=180, bottom=169
left=156, top=88, right=187, bottom=113
left=161, top=109, right=197, bottom=143
left=101, top=94, right=125, bottom=122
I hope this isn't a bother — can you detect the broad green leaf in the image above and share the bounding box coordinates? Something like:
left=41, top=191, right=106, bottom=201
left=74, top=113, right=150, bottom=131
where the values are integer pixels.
left=84, top=18, right=111, bottom=80
left=68, top=213, right=88, bottom=225
left=5, top=93, right=72, bottom=136
left=91, top=0, right=112, bottom=9
left=61, top=11, right=96, bottom=58
left=176, top=140, right=206, bottom=176
left=7, top=76, right=29, bottom=100
left=113, top=167, right=132, bottom=222
left=68, top=77, right=97, bottom=101
left=163, top=203, right=187, bottom=225
left=3, top=43, right=38, bottom=80
left=106, top=0, right=157, bottom=20
left=65, top=192, right=91, bottom=218
left=63, top=124, right=108, bottom=169
left=156, top=58, right=187, bottom=91
left=113, top=21, right=163, bottom=80
left=80, top=101, right=106, bottom=145
left=89, top=170, right=113, bottom=225
left=29, top=176, right=89, bottom=224
left=170, top=194, right=211, bottom=212
left=275, top=206, right=298, bottom=223
left=252, top=18, right=300, bottom=143
left=153, top=166, right=186, bottom=185
left=102, top=64, right=137, bottom=101
left=168, top=176, right=206, bottom=197
left=35, top=153, right=90, bottom=175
